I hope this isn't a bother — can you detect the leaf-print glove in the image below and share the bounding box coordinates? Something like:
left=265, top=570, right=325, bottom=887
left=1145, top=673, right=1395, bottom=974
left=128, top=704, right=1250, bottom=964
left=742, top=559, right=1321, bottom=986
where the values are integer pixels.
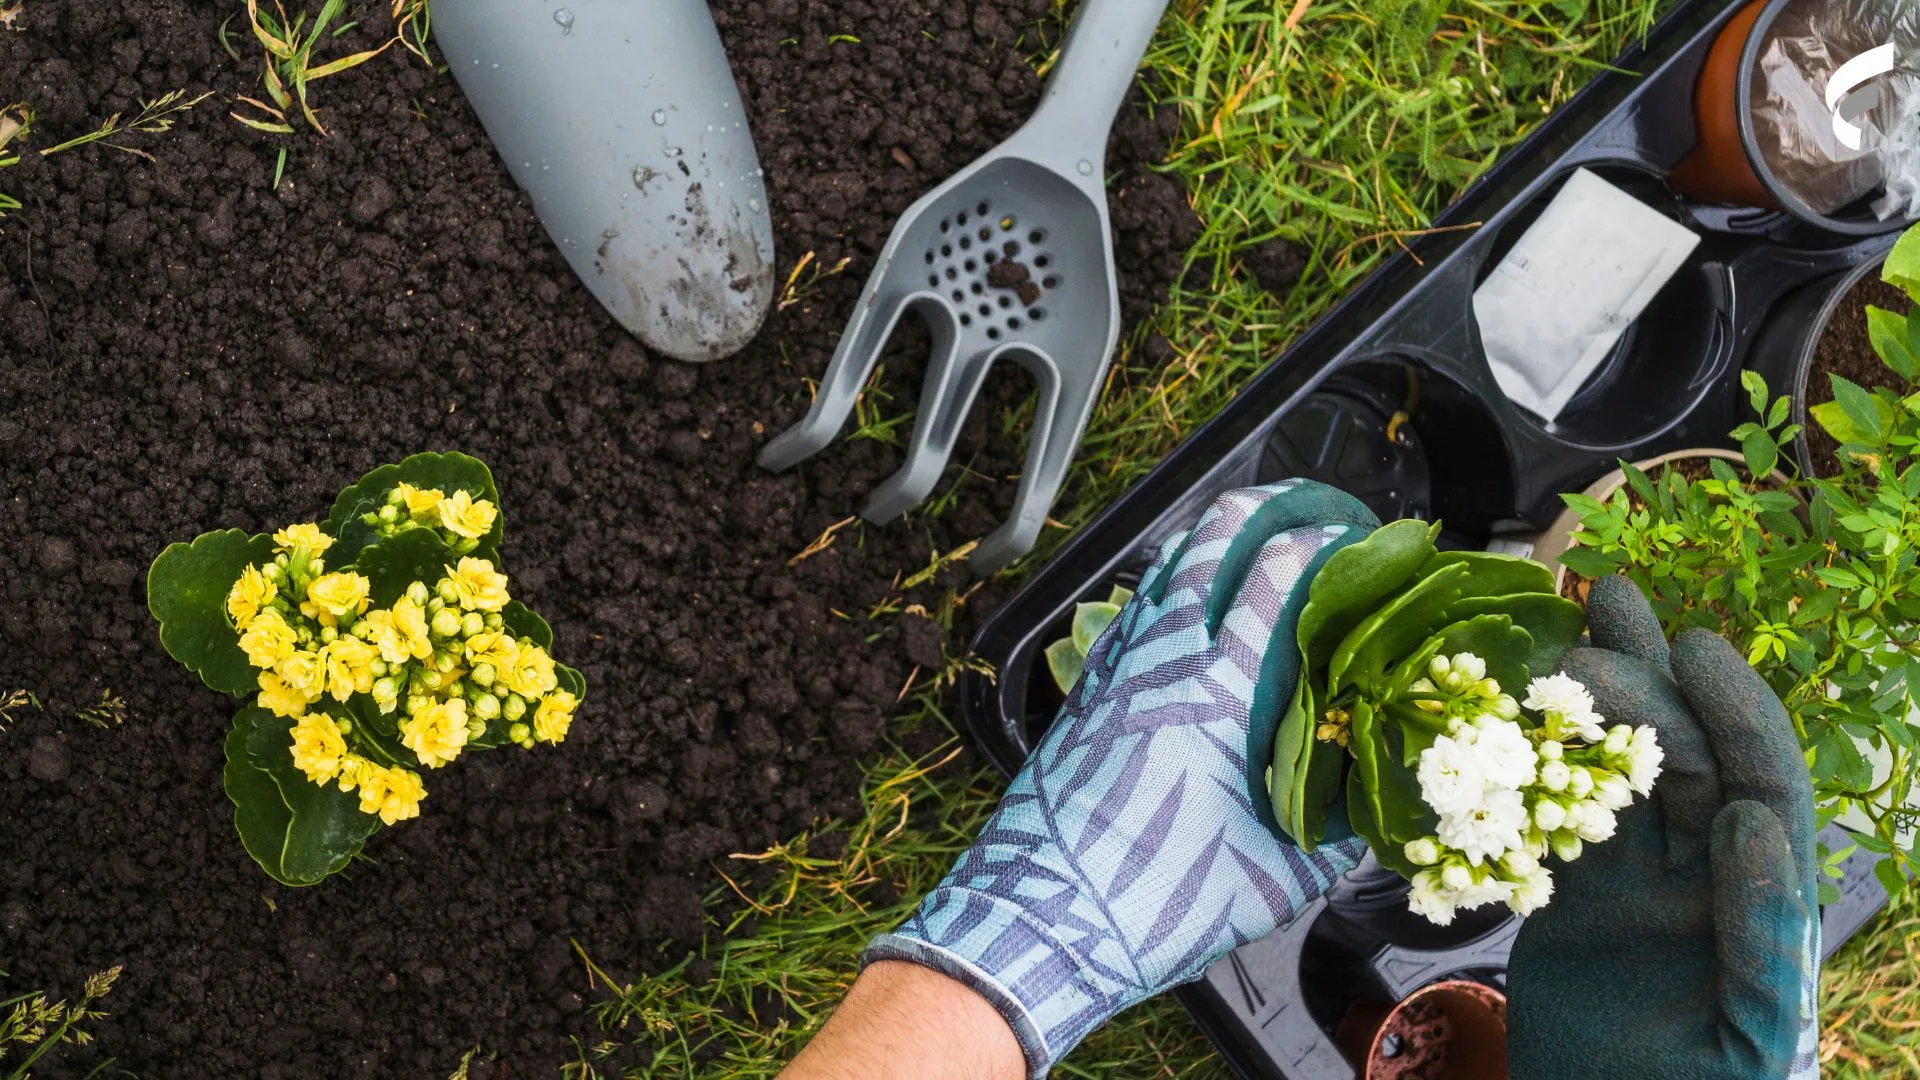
left=866, top=480, right=1379, bottom=1077
left=1508, top=576, right=1820, bottom=1080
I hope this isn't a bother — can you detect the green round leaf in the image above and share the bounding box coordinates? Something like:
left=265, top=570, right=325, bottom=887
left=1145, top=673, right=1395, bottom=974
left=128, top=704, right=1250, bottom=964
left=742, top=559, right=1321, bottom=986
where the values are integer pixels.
left=149, top=529, right=277, bottom=696
left=501, top=600, right=554, bottom=649
left=353, top=528, right=461, bottom=607
left=325, top=451, right=503, bottom=565
left=230, top=707, right=380, bottom=885
left=1070, top=601, right=1123, bottom=654
left=1297, top=519, right=1437, bottom=670
left=556, top=662, right=587, bottom=700
left=1330, top=561, right=1472, bottom=694
left=1044, top=638, right=1085, bottom=695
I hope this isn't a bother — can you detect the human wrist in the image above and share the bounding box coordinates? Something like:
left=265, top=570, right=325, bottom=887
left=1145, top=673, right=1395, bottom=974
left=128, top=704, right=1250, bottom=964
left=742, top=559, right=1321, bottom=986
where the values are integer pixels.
left=780, top=959, right=1024, bottom=1080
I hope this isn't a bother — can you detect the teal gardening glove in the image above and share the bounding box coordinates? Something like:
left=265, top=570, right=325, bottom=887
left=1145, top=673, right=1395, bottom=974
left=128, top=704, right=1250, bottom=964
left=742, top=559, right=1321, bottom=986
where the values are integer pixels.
left=867, top=481, right=1379, bottom=1076
left=1508, top=576, right=1820, bottom=1080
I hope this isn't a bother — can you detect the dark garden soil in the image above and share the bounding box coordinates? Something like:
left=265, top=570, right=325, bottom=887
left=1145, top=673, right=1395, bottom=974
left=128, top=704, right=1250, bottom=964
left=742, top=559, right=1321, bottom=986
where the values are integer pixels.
left=1806, top=272, right=1908, bottom=475
left=0, top=1, right=1204, bottom=1075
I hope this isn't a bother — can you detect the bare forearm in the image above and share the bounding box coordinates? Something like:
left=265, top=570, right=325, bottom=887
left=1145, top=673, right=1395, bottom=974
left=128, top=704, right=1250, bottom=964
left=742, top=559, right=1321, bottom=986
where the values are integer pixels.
left=781, top=960, right=1026, bottom=1080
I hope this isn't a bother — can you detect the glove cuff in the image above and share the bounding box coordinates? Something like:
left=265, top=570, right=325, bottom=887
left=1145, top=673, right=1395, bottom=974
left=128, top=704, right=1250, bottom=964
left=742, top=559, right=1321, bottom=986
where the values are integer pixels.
left=864, top=885, right=1116, bottom=1078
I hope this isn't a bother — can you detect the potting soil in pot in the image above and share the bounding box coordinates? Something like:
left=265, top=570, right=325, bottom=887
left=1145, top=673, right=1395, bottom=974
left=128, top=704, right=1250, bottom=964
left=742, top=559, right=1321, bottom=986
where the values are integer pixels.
left=1806, top=271, right=1908, bottom=473
left=0, top=2, right=1200, bottom=1074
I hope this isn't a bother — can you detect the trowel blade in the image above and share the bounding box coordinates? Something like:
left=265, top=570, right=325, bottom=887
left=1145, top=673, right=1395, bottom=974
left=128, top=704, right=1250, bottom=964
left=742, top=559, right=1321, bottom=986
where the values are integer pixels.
left=436, top=0, right=775, bottom=362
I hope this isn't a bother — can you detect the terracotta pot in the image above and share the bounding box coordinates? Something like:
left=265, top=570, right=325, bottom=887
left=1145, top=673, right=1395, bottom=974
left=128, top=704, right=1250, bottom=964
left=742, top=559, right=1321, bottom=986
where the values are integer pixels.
left=1668, top=0, right=1911, bottom=236
left=1669, top=0, right=1776, bottom=211
left=1335, top=980, right=1510, bottom=1080
left=1530, top=448, right=1751, bottom=595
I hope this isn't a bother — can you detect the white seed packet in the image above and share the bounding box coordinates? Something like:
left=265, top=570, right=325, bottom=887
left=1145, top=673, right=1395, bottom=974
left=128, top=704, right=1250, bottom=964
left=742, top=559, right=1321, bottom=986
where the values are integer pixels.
left=1473, top=168, right=1702, bottom=423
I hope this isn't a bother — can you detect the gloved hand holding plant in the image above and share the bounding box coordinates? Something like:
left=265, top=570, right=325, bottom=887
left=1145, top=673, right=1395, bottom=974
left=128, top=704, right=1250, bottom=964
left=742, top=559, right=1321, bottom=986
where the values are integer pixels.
left=1265, top=520, right=1664, bottom=924
left=146, top=451, right=585, bottom=885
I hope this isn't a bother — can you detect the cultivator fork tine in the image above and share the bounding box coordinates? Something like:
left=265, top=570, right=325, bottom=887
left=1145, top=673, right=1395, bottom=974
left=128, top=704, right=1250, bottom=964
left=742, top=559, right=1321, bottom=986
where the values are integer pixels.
left=861, top=325, right=1003, bottom=523
left=972, top=344, right=1108, bottom=573
left=757, top=276, right=916, bottom=473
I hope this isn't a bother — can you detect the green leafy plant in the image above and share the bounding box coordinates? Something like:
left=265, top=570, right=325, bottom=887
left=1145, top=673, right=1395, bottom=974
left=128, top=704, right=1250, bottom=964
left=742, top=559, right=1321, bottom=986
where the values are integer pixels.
left=1, top=966, right=122, bottom=1080
left=1042, top=585, right=1133, bottom=693
left=147, top=452, right=586, bottom=885
left=1559, top=224, right=1920, bottom=897
left=1267, top=522, right=1626, bottom=924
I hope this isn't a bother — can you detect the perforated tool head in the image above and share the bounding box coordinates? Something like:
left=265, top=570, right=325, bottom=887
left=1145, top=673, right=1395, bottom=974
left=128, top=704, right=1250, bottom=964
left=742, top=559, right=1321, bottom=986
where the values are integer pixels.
left=756, top=0, right=1173, bottom=571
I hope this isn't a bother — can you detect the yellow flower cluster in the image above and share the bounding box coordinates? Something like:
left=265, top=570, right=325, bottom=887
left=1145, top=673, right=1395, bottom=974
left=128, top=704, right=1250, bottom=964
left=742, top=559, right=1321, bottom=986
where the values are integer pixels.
left=364, top=484, right=499, bottom=553
left=224, top=508, right=579, bottom=836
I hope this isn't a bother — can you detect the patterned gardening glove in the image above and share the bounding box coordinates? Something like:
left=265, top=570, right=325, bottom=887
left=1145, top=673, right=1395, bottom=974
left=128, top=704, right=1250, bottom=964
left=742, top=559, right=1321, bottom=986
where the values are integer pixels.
left=1508, top=576, right=1820, bottom=1080
left=867, top=480, right=1379, bottom=1077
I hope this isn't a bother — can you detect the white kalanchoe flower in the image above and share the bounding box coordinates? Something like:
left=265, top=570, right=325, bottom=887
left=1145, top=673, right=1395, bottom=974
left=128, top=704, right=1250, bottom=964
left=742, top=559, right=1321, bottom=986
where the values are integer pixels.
left=1409, top=868, right=1457, bottom=926
left=1469, top=715, right=1540, bottom=790
left=1417, top=732, right=1489, bottom=817
left=1524, top=672, right=1607, bottom=742
left=1593, top=772, right=1634, bottom=811
left=1570, top=801, right=1618, bottom=843
left=1624, top=725, right=1664, bottom=794
left=1437, top=787, right=1529, bottom=866
left=1603, top=724, right=1633, bottom=755
left=1506, top=865, right=1555, bottom=916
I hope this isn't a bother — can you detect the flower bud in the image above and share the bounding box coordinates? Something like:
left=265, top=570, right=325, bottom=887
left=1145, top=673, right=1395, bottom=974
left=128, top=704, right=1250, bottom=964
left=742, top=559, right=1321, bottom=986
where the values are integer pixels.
left=320, top=626, right=338, bottom=645
left=419, top=669, right=443, bottom=690
left=1430, top=655, right=1452, bottom=679
left=336, top=717, right=353, bottom=735
left=471, top=663, right=496, bottom=688
left=368, top=659, right=388, bottom=678
left=374, top=676, right=400, bottom=704
left=435, top=651, right=457, bottom=674
left=1404, top=837, right=1443, bottom=866
left=263, top=563, right=284, bottom=583
left=461, top=612, right=484, bottom=638
left=1572, top=802, right=1617, bottom=843
left=1441, top=863, right=1473, bottom=891
left=455, top=537, right=480, bottom=555
left=473, top=693, right=501, bottom=721
left=431, top=609, right=462, bottom=638
left=1603, top=725, right=1632, bottom=755
left=274, top=553, right=290, bottom=568
left=466, top=716, right=487, bottom=739
left=406, top=581, right=430, bottom=607
left=1568, top=766, right=1595, bottom=798
left=444, top=679, right=466, bottom=699
left=309, top=557, right=325, bottom=576
left=503, top=694, right=528, bottom=722
left=1533, top=799, right=1568, bottom=832
left=484, top=613, right=504, bottom=631
left=1490, top=694, right=1521, bottom=720
left=436, top=579, right=460, bottom=605
left=1539, top=760, right=1570, bottom=792
left=387, top=487, right=407, bottom=507
left=378, top=504, right=401, bottom=524
left=1550, top=832, right=1584, bottom=862
left=509, top=721, right=532, bottom=744
left=1537, top=739, right=1563, bottom=761
left=406, top=693, right=432, bottom=715
left=1594, top=774, right=1633, bottom=811
left=1500, top=848, right=1540, bottom=877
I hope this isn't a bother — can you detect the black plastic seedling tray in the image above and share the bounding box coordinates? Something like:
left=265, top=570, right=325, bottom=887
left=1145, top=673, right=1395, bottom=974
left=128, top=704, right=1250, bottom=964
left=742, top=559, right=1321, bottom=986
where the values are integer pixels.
left=958, top=0, right=1898, bottom=1075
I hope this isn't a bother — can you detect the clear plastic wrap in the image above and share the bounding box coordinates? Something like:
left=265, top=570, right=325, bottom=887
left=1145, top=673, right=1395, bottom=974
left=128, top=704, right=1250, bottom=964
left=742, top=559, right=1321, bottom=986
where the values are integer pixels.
left=1748, top=0, right=1920, bottom=218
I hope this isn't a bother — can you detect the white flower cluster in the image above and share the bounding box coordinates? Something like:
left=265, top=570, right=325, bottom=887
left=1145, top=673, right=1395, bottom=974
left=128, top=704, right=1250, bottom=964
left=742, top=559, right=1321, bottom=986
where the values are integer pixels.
left=1401, top=657, right=1663, bottom=925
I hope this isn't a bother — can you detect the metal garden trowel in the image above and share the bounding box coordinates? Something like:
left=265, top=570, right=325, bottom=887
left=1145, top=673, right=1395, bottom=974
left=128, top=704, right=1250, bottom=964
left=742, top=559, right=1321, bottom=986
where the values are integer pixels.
left=436, top=0, right=775, bottom=362
left=757, top=0, right=1174, bottom=571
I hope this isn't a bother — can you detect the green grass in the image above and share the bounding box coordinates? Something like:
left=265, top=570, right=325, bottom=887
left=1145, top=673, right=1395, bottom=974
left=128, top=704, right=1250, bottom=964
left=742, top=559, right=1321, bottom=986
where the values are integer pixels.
left=576, top=0, right=1920, bottom=1075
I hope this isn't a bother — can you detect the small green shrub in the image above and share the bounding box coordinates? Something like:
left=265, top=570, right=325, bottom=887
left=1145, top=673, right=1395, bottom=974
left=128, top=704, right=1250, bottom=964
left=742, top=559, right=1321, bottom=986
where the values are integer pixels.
left=1561, top=225, right=1920, bottom=896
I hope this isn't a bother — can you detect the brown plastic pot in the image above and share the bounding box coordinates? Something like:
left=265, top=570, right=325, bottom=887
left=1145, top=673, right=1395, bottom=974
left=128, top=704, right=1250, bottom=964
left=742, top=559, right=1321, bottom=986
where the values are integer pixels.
left=1335, top=980, right=1510, bottom=1080
left=1669, top=0, right=1912, bottom=236
left=1670, top=0, right=1777, bottom=211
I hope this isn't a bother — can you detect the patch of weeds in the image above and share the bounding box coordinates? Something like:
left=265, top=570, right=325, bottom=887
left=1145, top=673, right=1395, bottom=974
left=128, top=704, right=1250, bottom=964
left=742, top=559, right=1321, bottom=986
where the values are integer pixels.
left=229, top=0, right=429, bottom=137
left=1821, top=885, right=1920, bottom=1076
left=75, top=690, right=127, bottom=730
left=0, top=689, right=40, bottom=731
left=0, top=966, right=126, bottom=1080
left=0, top=91, right=212, bottom=217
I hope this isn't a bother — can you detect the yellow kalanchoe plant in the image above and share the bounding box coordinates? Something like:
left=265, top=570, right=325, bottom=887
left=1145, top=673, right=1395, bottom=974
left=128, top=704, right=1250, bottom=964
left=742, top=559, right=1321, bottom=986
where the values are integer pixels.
left=148, top=452, right=584, bottom=885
